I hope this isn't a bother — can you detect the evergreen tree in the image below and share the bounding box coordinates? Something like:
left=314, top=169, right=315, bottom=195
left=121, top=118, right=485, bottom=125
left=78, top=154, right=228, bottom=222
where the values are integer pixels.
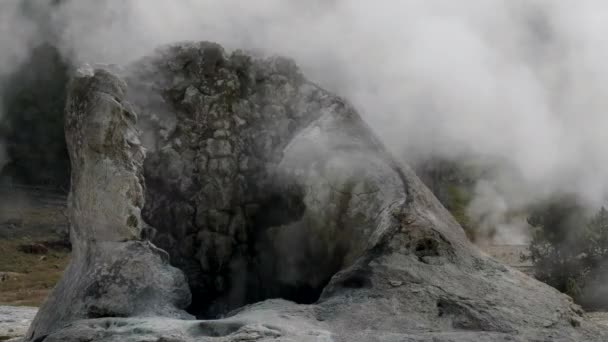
left=529, top=201, right=608, bottom=309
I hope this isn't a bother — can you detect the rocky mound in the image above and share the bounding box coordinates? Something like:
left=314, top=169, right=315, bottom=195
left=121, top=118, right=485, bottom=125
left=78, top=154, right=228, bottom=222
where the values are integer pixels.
left=25, top=42, right=607, bottom=341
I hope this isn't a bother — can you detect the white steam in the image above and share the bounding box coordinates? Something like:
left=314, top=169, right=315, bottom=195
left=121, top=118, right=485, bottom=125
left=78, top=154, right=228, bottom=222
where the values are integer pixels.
left=3, top=0, right=608, bottom=242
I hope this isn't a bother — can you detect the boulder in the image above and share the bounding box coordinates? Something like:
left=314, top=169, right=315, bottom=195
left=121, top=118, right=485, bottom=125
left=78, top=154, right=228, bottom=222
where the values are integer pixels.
left=26, top=42, right=607, bottom=341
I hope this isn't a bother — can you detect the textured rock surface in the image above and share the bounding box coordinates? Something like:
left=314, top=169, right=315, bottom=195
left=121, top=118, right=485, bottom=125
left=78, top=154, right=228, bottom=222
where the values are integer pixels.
left=27, top=42, right=608, bottom=341
left=25, top=67, right=191, bottom=342
left=0, top=306, right=37, bottom=341
left=65, top=68, right=146, bottom=243
left=128, top=42, right=403, bottom=317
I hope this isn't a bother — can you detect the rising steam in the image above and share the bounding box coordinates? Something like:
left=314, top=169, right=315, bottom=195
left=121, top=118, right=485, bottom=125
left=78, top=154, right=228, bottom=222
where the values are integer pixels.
left=2, top=0, right=608, bottom=242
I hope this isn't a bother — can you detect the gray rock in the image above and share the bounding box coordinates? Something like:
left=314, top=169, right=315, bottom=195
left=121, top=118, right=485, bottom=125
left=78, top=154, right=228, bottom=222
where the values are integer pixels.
left=27, top=42, right=608, bottom=341
left=25, top=68, right=192, bottom=342
left=0, top=306, right=37, bottom=341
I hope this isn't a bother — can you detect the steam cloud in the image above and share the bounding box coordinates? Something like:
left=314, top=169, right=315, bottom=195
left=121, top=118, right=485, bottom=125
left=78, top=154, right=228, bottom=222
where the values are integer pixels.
left=2, top=0, right=608, bottom=242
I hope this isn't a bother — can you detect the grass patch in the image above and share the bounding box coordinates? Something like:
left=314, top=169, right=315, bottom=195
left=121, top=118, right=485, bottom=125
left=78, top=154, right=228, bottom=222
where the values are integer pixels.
left=0, top=238, right=69, bottom=307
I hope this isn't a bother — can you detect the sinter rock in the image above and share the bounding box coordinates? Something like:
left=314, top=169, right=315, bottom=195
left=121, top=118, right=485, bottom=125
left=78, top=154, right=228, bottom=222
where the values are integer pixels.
left=25, top=66, right=192, bottom=342
left=26, top=42, right=607, bottom=341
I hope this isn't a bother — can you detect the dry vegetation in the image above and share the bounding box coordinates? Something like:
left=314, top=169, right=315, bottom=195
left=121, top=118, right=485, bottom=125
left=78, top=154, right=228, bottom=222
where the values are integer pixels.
left=0, top=239, right=69, bottom=306
left=0, top=187, right=70, bottom=307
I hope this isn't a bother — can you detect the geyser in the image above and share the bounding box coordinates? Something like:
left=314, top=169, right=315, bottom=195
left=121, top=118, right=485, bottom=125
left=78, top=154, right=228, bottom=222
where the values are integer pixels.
left=25, top=41, right=608, bottom=342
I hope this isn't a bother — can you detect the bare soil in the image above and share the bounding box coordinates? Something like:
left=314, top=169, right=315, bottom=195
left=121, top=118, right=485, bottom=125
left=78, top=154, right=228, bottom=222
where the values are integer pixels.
left=0, top=186, right=70, bottom=307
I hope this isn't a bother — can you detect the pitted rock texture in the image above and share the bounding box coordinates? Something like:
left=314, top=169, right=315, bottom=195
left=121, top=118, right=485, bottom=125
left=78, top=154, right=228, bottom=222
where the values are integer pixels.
left=127, top=42, right=403, bottom=317
left=27, top=42, right=608, bottom=341
left=25, top=67, right=192, bottom=342
left=65, top=68, right=146, bottom=244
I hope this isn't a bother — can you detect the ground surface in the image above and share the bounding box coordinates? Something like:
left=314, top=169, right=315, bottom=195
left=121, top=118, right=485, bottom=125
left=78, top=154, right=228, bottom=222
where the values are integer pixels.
left=588, top=312, right=608, bottom=328
left=0, top=186, right=70, bottom=307
left=2, top=186, right=608, bottom=340
left=481, top=244, right=533, bottom=275
left=0, top=306, right=37, bottom=341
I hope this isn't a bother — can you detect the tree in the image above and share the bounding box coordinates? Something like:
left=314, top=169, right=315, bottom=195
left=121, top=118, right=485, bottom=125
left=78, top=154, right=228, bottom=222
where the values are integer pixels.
left=528, top=200, right=608, bottom=309
left=0, top=43, right=70, bottom=188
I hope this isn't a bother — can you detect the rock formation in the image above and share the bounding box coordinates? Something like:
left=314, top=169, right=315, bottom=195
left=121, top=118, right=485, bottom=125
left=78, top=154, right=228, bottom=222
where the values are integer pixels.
left=26, top=42, right=607, bottom=341
left=25, top=66, right=192, bottom=342
left=130, top=43, right=405, bottom=318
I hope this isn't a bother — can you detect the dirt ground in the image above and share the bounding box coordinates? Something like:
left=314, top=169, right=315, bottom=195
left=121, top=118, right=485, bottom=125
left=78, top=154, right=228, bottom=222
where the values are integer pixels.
left=0, top=186, right=70, bottom=307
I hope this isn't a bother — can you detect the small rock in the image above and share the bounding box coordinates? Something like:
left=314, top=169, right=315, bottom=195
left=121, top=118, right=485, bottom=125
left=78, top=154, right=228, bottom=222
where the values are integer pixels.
left=5, top=218, right=23, bottom=228
left=542, top=319, right=555, bottom=328
left=206, top=138, right=232, bottom=157
left=213, top=129, right=229, bottom=138
left=389, top=280, right=403, bottom=287
left=233, top=115, right=246, bottom=126
left=18, top=243, right=48, bottom=255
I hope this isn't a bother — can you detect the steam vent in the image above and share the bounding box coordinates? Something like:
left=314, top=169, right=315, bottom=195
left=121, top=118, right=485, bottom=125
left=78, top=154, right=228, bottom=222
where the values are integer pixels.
left=26, top=42, right=607, bottom=341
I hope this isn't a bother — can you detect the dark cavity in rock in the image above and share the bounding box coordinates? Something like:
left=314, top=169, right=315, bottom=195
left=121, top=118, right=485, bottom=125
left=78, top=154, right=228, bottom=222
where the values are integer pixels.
left=134, top=42, right=381, bottom=318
